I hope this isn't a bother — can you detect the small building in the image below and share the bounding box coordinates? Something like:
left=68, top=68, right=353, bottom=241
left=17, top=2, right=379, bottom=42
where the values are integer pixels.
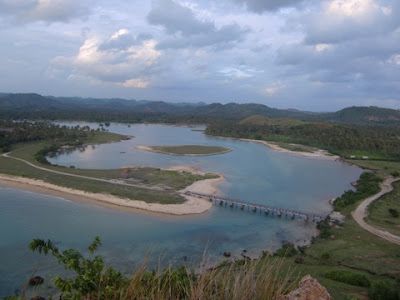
left=362, top=156, right=369, bottom=159
left=350, top=155, right=355, bottom=159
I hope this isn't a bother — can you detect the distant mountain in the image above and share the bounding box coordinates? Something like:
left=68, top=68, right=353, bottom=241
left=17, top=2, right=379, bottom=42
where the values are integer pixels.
left=194, top=103, right=311, bottom=119
left=0, top=93, right=313, bottom=118
left=319, top=106, right=400, bottom=125
left=0, top=93, right=70, bottom=111
left=1, top=93, right=399, bottom=125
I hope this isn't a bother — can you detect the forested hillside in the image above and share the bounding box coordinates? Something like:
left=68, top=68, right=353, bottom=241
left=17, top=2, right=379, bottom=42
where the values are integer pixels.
left=2, top=93, right=400, bottom=126
left=206, top=116, right=400, bottom=160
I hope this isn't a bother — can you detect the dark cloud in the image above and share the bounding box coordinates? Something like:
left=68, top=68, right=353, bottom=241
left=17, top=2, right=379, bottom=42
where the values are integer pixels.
left=148, top=0, right=213, bottom=35
left=158, top=23, right=246, bottom=49
left=231, top=0, right=310, bottom=12
left=148, top=0, right=248, bottom=49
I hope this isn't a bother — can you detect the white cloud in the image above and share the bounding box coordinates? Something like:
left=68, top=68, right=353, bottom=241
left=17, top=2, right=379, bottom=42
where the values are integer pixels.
left=264, top=82, right=285, bottom=95
left=119, top=78, right=150, bottom=88
left=315, top=43, right=332, bottom=52
left=52, top=29, right=161, bottom=88
left=388, top=54, right=400, bottom=65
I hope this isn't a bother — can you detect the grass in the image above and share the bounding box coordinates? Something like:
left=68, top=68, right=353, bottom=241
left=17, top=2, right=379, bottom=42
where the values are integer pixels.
left=149, top=145, right=231, bottom=155
left=348, top=159, right=400, bottom=177
left=271, top=197, right=400, bottom=299
left=25, top=237, right=297, bottom=300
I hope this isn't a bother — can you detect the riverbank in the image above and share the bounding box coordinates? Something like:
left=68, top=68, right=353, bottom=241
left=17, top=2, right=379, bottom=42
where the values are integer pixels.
left=0, top=171, right=223, bottom=216
left=204, top=134, right=339, bottom=160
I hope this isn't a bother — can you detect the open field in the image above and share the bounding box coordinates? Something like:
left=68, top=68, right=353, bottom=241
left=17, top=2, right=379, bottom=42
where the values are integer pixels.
left=136, top=145, right=231, bottom=156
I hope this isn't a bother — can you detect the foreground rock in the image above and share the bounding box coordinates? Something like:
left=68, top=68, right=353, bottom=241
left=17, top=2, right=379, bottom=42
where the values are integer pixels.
left=279, top=275, right=332, bottom=300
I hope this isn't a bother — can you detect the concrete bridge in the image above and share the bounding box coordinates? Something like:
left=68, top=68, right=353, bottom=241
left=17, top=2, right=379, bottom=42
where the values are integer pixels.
left=184, top=191, right=326, bottom=222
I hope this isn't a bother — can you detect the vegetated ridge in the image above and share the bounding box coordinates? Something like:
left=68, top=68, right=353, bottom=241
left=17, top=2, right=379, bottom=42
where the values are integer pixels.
left=2, top=92, right=400, bottom=125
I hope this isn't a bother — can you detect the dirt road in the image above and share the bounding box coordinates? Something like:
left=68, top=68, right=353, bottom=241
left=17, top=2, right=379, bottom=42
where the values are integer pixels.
left=352, top=177, right=400, bottom=245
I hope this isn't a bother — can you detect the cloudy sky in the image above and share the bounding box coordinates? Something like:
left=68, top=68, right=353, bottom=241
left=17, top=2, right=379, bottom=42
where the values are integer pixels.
left=1, top=0, right=399, bottom=111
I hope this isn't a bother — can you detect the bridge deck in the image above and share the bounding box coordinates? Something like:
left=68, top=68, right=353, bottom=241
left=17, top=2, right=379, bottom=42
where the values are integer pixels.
left=184, top=191, right=326, bottom=221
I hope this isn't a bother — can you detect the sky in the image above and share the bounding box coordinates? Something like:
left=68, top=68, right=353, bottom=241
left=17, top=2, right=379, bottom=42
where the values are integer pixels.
left=0, top=0, right=399, bottom=111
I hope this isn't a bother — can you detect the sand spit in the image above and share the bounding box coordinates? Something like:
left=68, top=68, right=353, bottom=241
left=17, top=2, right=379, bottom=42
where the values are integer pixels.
left=0, top=172, right=224, bottom=216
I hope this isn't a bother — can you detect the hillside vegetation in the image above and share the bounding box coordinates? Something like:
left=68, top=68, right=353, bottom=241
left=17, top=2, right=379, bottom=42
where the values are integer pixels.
left=206, top=116, right=400, bottom=160
left=2, top=92, right=400, bottom=126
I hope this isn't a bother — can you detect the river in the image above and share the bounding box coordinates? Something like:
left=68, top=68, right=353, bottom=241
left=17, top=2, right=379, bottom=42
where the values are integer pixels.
left=0, top=123, right=362, bottom=296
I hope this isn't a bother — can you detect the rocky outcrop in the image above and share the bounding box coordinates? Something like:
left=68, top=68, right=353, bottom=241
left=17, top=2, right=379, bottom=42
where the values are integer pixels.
left=279, top=275, right=332, bottom=300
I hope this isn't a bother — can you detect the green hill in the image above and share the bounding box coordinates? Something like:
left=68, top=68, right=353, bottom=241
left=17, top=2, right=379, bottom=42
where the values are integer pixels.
left=320, top=106, right=400, bottom=125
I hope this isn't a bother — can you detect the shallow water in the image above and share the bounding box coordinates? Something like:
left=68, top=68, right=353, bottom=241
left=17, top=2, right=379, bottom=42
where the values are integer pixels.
left=0, top=123, right=362, bottom=296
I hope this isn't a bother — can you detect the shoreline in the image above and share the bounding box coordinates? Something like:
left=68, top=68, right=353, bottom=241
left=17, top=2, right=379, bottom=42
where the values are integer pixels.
left=134, top=145, right=232, bottom=157
left=205, top=134, right=339, bottom=160
left=0, top=172, right=224, bottom=216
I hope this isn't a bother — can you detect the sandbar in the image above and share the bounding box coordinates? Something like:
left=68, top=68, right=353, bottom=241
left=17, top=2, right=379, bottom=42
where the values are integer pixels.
left=135, top=145, right=232, bottom=156
left=0, top=172, right=224, bottom=216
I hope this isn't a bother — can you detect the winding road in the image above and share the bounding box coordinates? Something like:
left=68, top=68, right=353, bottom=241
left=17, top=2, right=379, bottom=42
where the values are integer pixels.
left=352, top=177, right=400, bottom=245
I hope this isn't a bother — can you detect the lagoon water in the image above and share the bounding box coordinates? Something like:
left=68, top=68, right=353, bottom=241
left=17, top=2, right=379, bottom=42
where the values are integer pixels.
left=0, top=123, right=362, bottom=296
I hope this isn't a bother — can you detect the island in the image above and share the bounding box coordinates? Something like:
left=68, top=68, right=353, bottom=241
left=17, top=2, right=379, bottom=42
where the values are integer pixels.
left=135, top=145, right=232, bottom=156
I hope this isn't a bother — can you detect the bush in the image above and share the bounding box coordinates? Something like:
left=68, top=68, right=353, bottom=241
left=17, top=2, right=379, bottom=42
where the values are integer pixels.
left=29, top=236, right=128, bottom=299
left=321, top=251, right=330, bottom=260
left=324, top=270, right=370, bottom=287
left=388, top=208, right=399, bottom=218
left=274, top=242, right=298, bottom=257
left=334, top=172, right=382, bottom=211
left=369, top=280, right=400, bottom=300
left=390, top=171, right=400, bottom=177
left=317, top=217, right=331, bottom=239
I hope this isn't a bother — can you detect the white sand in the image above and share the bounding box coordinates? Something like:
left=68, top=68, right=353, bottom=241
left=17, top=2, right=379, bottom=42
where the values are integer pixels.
left=215, top=136, right=339, bottom=160
left=0, top=172, right=223, bottom=216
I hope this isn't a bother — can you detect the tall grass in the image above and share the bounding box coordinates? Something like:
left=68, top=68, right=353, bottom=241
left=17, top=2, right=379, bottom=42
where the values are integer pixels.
left=104, top=256, right=295, bottom=300
left=25, top=238, right=296, bottom=300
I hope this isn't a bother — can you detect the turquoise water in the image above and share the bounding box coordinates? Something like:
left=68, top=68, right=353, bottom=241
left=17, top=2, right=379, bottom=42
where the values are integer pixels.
left=0, top=123, right=362, bottom=296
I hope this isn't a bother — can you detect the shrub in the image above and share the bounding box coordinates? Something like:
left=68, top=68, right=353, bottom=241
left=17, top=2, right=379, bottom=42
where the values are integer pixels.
left=317, top=217, right=331, bottom=239
left=390, top=171, right=400, bottom=177
left=274, top=242, right=298, bottom=257
left=324, top=270, right=370, bottom=287
left=321, top=251, right=330, bottom=260
left=368, top=280, right=400, bottom=300
left=29, top=236, right=128, bottom=299
left=388, top=208, right=399, bottom=218
left=334, top=172, right=382, bottom=211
